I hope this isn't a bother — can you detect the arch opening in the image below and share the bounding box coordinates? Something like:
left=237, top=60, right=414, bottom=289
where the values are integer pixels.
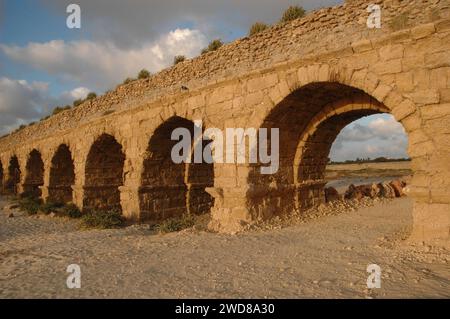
left=248, top=82, right=397, bottom=219
left=6, top=156, right=21, bottom=195
left=294, top=111, right=408, bottom=209
left=83, top=134, right=125, bottom=212
left=139, top=116, right=214, bottom=222
left=324, top=113, right=410, bottom=199
left=24, top=150, right=44, bottom=198
left=48, top=144, right=75, bottom=203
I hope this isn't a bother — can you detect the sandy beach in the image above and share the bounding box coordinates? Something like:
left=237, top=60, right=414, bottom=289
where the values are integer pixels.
left=1, top=194, right=448, bottom=299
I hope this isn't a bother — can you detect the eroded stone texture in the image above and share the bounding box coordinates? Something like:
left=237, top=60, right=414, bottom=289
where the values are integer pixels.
left=0, top=0, right=448, bottom=245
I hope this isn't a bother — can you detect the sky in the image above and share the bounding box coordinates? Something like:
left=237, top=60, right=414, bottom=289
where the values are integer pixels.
left=0, top=0, right=408, bottom=161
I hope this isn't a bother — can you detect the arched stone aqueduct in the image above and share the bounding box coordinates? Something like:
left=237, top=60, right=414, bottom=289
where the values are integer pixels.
left=0, top=0, right=449, bottom=245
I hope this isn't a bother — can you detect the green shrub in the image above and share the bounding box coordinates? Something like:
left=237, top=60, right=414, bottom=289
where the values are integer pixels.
left=40, top=201, right=64, bottom=214
left=80, top=210, right=124, bottom=229
left=280, top=5, right=306, bottom=23
left=18, top=197, right=42, bottom=215
left=52, top=107, right=62, bottom=115
left=86, top=92, right=97, bottom=100
left=155, top=213, right=195, bottom=233
left=174, top=55, right=186, bottom=65
left=138, top=69, right=151, bottom=79
left=207, top=39, right=223, bottom=52
left=52, top=105, right=70, bottom=116
left=20, top=191, right=36, bottom=199
left=201, top=39, right=223, bottom=54
left=249, top=22, right=269, bottom=36
left=60, top=203, right=82, bottom=219
left=73, top=99, right=83, bottom=107
left=122, top=77, right=134, bottom=85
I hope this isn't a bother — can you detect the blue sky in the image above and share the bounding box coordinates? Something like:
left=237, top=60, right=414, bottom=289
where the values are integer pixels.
left=1, top=0, right=89, bottom=95
left=0, top=0, right=408, bottom=160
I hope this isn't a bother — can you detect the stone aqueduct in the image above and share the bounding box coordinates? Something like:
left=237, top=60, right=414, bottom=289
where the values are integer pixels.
left=0, top=0, right=449, bottom=244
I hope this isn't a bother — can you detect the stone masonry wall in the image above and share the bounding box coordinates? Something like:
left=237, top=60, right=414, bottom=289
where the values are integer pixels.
left=0, top=0, right=449, bottom=246
left=0, top=0, right=448, bottom=151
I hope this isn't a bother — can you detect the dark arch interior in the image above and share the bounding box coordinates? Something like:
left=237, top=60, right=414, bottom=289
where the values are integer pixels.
left=247, top=82, right=384, bottom=219
left=6, top=156, right=21, bottom=194
left=48, top=144, right=75, bottom=203
left=24, top=150, right=44, bottom=198
left=83, top=134, right=125, bottom=212
left=186, top=138, right=215, bottom=216
left=139, top=116, right=214, bottom=222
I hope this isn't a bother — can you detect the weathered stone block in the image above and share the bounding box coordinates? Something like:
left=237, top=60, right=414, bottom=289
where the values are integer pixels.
left=411, top=23, right=436, bottom=39
left=392, top=99, right=416, bottom=121
left=351, top=39, right=372, bottom=53
left=372, top=59, right=402, bottom=75
left=430, top=67, right=449, bottom=89
left=410, top=202, right=450, bottom=244
left=379, top=44, right=404, bottom=61
left=372, top=83, right=392, bottom=102
left=425, top=51, right=450, bottom=69
left=244, top=91, right=264, bottom=107
left=421, top=103, right=450, bottom=121
left=440, top=89, right=450, bottom=103
left=409, top=140, right=434, bottom=158
left=408, top=129, right=429, bottom=145
left=395, top=71, right=414, bottom=92
left=408, top=90, right=440, bottom=105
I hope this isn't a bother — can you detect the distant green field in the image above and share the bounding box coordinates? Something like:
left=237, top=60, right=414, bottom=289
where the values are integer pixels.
left=325, top=161, right=412, bottom=180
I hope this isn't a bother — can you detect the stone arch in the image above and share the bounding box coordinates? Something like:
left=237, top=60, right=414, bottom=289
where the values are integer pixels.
left=83, top=134, right=125, bottom=212
left=258, top=64, right=424, bottom=136
left=24, top=149, right=44, bottom=198
left=139, top=116, right=215, bottom=221
left=294, top=104, right=392, bottom=209
left=6, top=155, right=21, bottom=194
left=246, top=81, right=408, bottom=220
left=48, top=144, right=75, bottom=203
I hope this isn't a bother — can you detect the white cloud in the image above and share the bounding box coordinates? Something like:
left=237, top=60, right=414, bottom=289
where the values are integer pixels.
left=0, top=78, right=49, bottom=131
left=0, top=77, right=91, bottom=135
left=38, top=0, right=342, bottom=48
left=337, top=123, right=373, bottom=142
left=330, top=114, right=408, bottom=161
left=0, top=28, right=207, bottom=91
left=368, top=116, right=406, bottom=139
left=60, top=87, right=91, bottom=101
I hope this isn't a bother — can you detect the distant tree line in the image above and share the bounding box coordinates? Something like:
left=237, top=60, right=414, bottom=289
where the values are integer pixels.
left=329, top=157, right=411, bottom=165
